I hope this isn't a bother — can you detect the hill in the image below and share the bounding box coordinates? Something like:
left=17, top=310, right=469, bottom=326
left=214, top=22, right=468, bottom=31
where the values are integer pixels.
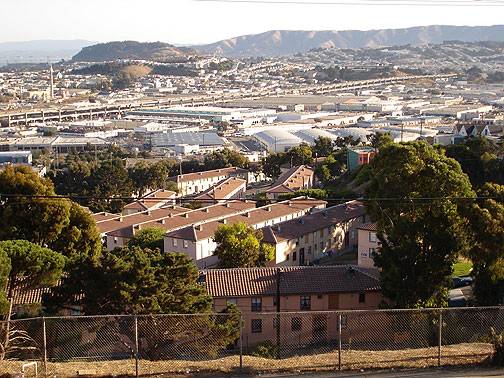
left=72, top=41, right=197, bottom=62
left=194, top=25, right=504, bottom=57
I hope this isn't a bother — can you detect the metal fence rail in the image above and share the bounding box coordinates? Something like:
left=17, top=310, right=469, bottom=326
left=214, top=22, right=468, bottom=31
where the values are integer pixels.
left=0, top=307, right=502, bottom=377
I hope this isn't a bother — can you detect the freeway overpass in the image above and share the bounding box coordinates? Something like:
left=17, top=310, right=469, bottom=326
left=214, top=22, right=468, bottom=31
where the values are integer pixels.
left=0, top=74, right=454, bottom=127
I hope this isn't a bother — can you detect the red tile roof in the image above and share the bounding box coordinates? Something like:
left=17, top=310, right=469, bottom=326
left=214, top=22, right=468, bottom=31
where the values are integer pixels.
left=203, top=265, right=381, bottom=298
left=194, top=177, right=246, bottom=202
left=358, top=223, right=378, bottom=232
left=266, top=165, right=314, bottom=195
left=173, top=167, right=248, bottom=183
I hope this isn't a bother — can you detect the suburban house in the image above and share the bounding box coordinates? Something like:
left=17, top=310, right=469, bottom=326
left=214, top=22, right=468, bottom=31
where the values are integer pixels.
left=452, top=124, right=491, bottom=138
left=204, top=266, right=382, bottom=348
left=165, top=198, right=327, bottom=268
left=170, top=167, right=250, bottom=196
left=357, top=223, right=380, bottom=268
left=346, top=147, right=376, bottom=172
left=193, top=177, right=247, bottom=204
left=262, top=201, right=367, bottom=266
left=122, top=189, right=177, bottom=215
left=265, top=165, right=314, bottom=199
left=106, top=200, right=257, bottom=250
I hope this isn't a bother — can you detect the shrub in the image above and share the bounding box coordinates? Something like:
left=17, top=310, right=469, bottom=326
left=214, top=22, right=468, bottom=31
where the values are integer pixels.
left=249, top=341, right=278, bottom=359
left=490, top=327, right=504, bottom=366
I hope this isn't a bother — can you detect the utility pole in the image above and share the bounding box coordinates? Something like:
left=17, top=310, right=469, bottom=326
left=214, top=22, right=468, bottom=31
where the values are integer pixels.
left=275, top=268, right=282, bottom=359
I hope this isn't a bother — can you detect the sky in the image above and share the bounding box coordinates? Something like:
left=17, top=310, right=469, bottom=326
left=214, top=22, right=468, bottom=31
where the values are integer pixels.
left=1, top=0, right=504, bottom=45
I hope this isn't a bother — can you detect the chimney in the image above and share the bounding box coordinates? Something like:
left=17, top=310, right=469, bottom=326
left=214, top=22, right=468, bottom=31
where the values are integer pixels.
left=266, top=206, right=272, bottom=212
left=225, top=203, right=230, bottom=208
left=119, top=216, right=123, bottom=222
left=220, top=219, right=227, bottom=224
left=195, top=224, right=202, bottom=231
left=184, top=213, right=189, bottom=218
left=159, top=219, right=166, bottom=224
left=204, top=208, right=209, bottom=213
left=245, top=212, right=251, bottom=218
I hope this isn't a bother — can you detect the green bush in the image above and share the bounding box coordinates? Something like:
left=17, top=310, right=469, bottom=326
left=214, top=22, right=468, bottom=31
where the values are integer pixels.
left=490, top=327, right=504, bottom=366
left=249, top=341, right=278, bottom=359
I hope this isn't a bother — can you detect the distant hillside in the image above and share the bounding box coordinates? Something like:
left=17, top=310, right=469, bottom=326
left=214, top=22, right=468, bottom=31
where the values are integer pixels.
left=72, top=41, right=197, bottom=62
left=195, top=25, right=504, bottom=57
left=0, top=39, right=95, bottom=65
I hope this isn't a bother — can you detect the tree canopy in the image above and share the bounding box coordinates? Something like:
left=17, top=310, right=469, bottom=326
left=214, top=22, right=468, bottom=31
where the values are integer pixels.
left=0, top=165, right=71, bottom=245
left=128, top=227, right=166, bottom=251
left=0, top=240, right=65, bottom=315
left=214, top=222, right=275, bottom=268
left=366, top=141, right=474, bottom=308
left=466, top=183, right=504, bottom=305
left=44, top=248, right=211, bottom=315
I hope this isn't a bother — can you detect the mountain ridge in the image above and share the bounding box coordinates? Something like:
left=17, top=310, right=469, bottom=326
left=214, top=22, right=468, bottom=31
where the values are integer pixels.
left=193, top=25, right=504, bottom=57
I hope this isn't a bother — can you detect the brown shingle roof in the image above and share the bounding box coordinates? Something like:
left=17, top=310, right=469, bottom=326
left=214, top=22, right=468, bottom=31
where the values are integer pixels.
left=173, top=167, right=248, bottom=183
left=166, top=198, right=327, bottom=242
left=266, top=165, right=314, bottom=195
left=263, top=201, right=366, bottom=242
left=358, top=223, right=377, bottom=232
left=98, top=206, right=190, bottom=234
left=107, top=200, right=257, bottom=238
left=194, top=177, right=246, bottom=202
left=203, top=265, right=381, bottom=298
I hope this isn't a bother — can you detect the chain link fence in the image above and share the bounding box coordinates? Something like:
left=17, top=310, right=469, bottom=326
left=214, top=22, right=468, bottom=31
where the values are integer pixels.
left=0, top=307, right=502, bottom=377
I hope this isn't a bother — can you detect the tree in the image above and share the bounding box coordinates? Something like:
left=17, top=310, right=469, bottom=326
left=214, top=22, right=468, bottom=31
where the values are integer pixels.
left=0, top=165, right=71, bottom=245
left=313, top=137, right=334, bottom=157
left=214, top=222, right=275, bottom=268
left=48, top=202, right=102, bottom=262
left=467, top=183, right=504, bottom=305
left=128, top=228, right=166, bottom=251
left=44, top=248, right=211, bottom=315
left=287, top=143, right=313, bottom=166
left=262, top=153, right=286, bottom=179
left=0, top=240, right=65, bottom=308
left=204, top=149, right=249, bottom=170
left=128, top=160, right=178, bottom=197
left=368, top=132, right=394, bottom=149
left=279, top=189, right=327, bottom=200
left=0, top=249, right=10, bottom=315
left=366, top=142, right=475, bottom=308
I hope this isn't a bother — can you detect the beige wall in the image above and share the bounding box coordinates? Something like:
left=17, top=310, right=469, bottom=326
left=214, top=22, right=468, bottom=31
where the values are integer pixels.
left=213, top=291, right=382, bottom=348
left=177, top=171, right=249, bottom=196
left=275, top=215, right=366, bottom=266
left=357, top=229, right=380, bottom=268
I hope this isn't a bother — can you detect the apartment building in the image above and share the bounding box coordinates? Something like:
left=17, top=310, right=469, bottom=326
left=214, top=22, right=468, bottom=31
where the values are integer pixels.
left=105, top=200, right=257, bottom=250
left=346, top=147, right=376, bottom=172
left=262, top=201, right=367, bottom=266
left=265, top=165, right=314, bottom=199
left=357, top=223, right=380, bottom=268
left=165, top=198, right=327, bottom=268
left=193, top=177, right=246, bottom=205
left=122, top=189, right=177, bottom=215
left=170, top=167, right=250, bottom=196
left=205, top=266, right=382, bottom=348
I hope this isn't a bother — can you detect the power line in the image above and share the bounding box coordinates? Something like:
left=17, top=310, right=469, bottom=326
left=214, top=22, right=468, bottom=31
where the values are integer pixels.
left=0, top=193, right=498, bottom=203
left=194, top=0, right=504, bottom=6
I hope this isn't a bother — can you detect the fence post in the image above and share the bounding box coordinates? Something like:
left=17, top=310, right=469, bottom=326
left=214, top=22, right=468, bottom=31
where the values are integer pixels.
left=42, top=316, right=47, bottom=377
left=438, top=309, right=443, bottom=367
left=338, top=313, right=342, bottom=371
left=134, top=315, right=139, bottom=378
left=239, top=314, right=243, bottom=370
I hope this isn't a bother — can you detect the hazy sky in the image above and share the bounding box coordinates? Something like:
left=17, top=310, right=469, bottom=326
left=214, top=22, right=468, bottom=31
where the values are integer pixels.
left=2, top=0, right=504, bottom=44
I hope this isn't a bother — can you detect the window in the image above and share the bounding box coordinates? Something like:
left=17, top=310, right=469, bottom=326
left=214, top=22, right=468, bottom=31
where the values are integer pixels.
left=320, top=241, right=324, bottom=251
left=113, top=237, right=118, bottom=244
left=172, top=239, right=178, bottom=247
left=304, top=234, right=309, bottom=243
left=251, top=319, right=262, bottom=333
left=300, top=296, right=311, bottom=310
left=227, top=298, right=237, bottom=305
left=291, top=317, right=302, bottom=331
left=369, top=248, right=376, bottom=256
left=251, top=297, right=262, bottom=312
left=183, top=240, right=188, bottom=248
left=369, top=232, right=377, bottom=243
left=293, top=251, right=297, bottom=261
left=359, top=292, right=366, bottom=303
left=319, top=229, right=324, bottom=238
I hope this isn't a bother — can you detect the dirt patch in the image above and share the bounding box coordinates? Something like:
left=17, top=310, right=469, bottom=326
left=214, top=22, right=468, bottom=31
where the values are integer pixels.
left=0, top=343, right=493, bottom=377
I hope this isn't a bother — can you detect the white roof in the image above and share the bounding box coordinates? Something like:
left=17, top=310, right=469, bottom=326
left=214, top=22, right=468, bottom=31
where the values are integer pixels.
left=295, top=128, right=339, bottom=144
